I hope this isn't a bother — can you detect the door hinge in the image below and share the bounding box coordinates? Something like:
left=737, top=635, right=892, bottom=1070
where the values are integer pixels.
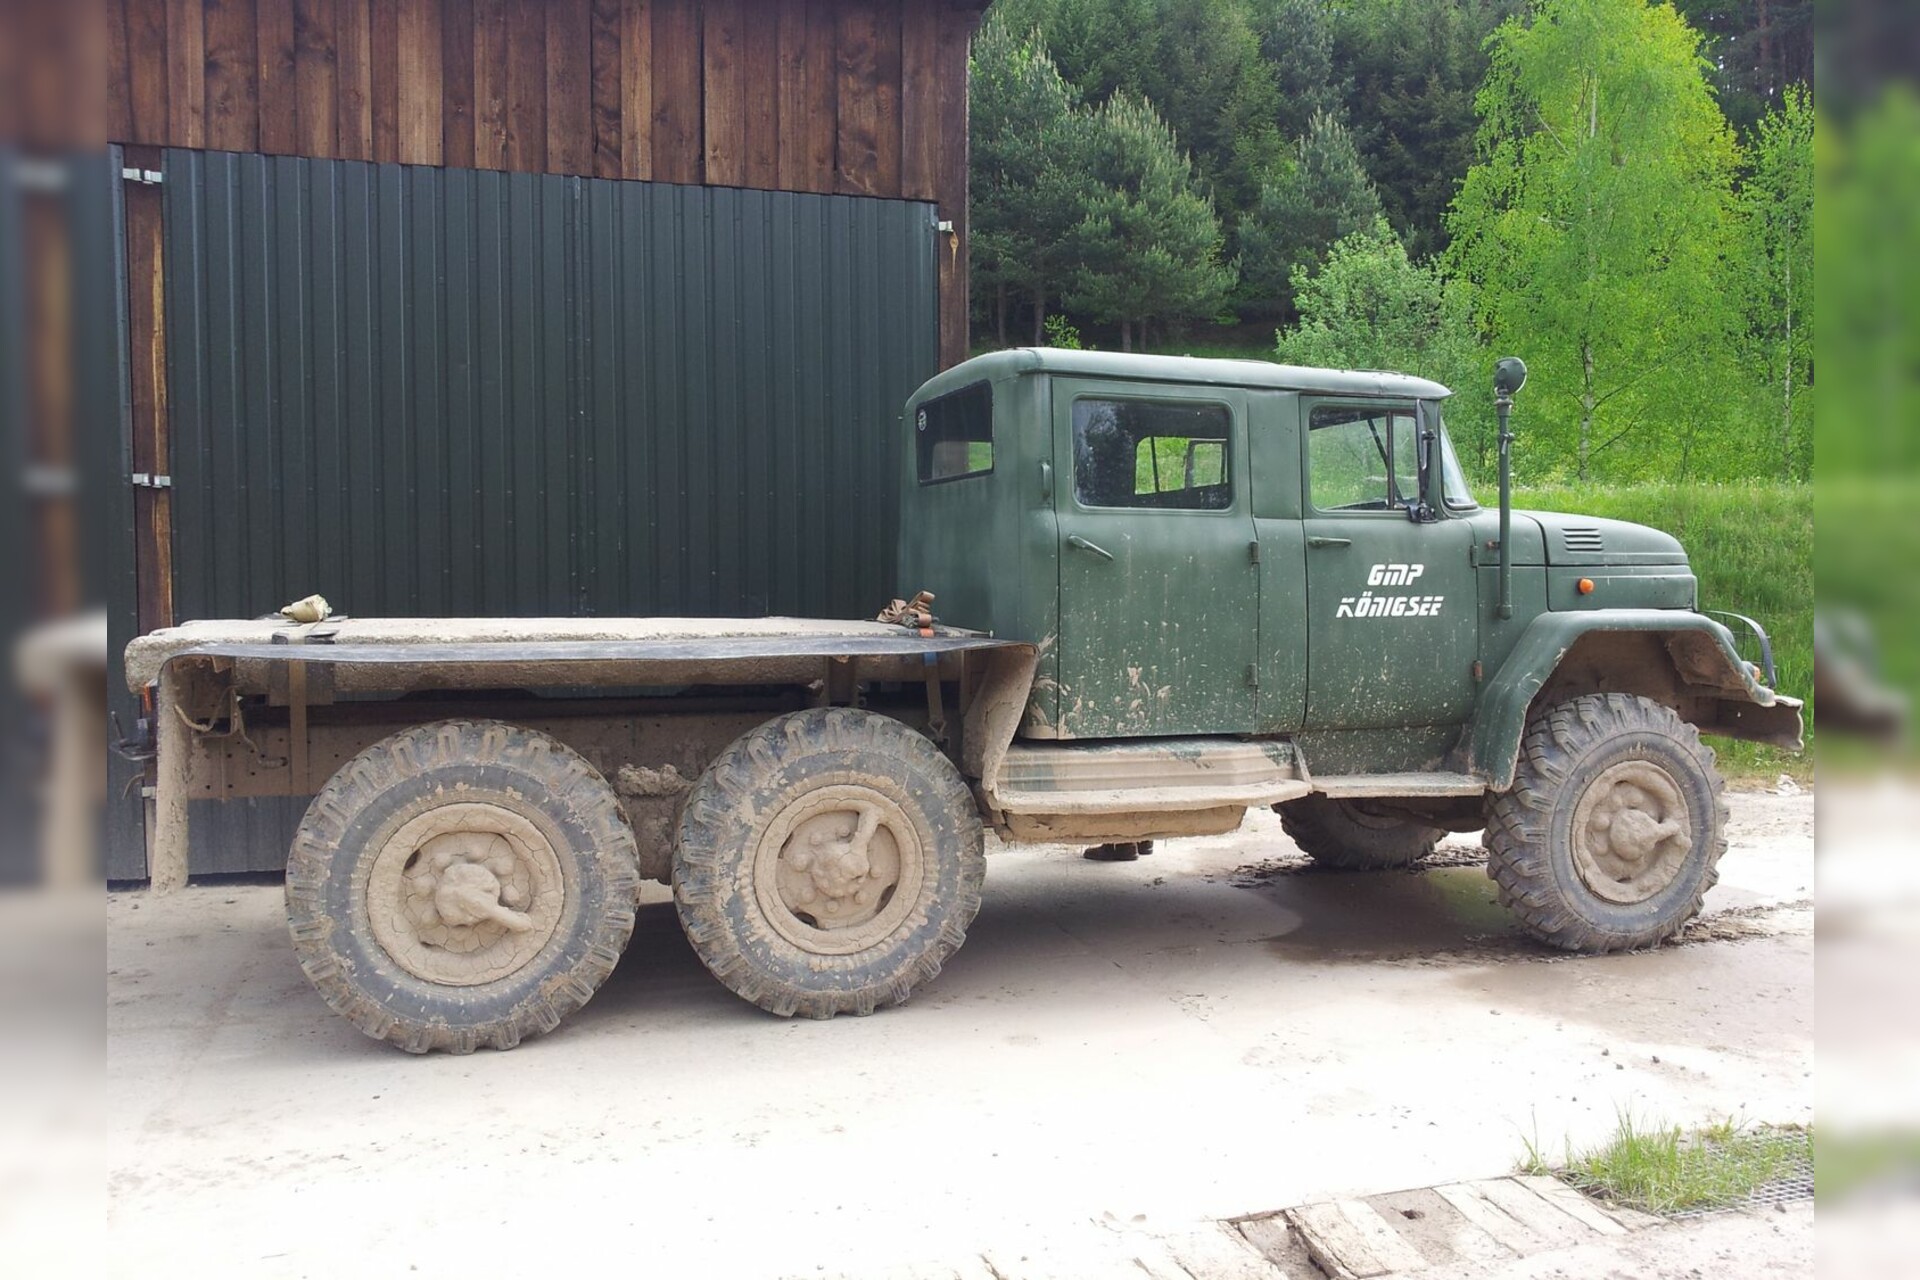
left=1248, top=539, right=1261, bottom=565
left=1245, top=663, right=1259, bottom=689
left=121, top=166, right=163, bottom=186
left=131, top=472, right=173, bottom=489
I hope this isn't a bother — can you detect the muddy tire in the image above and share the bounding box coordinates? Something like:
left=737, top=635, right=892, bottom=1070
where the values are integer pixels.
left=1277, top=795, right=1442, bottom=869
left=285, top=720, right=639, bottom=1053
left=1484, top=693, right=1727, bottom=952
left=673, top=707, right=984, bottom=1018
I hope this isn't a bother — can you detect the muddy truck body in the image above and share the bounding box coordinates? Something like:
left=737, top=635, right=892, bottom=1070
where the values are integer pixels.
left=125, top=348, right=1803, bottom=1053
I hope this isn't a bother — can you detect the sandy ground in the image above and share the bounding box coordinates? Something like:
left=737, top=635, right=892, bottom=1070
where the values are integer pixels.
left=104, top=789, right=1813, bottom=1278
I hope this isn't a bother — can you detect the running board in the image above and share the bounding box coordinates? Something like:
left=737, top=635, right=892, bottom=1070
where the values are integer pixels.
left=992, top=739, right=1310, bottom=815
left=1312, top=772, right=1486, bottom=799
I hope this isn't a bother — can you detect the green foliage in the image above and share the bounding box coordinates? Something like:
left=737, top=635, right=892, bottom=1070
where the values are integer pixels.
left=972, top=0, right=1815, bottom=462
left=1446, top=0, right=1745, bottom=483
left=1274, top=220, right=1493, bottom=471
left=1815, top=88, right=1920, bottom=478
left=1736, top=85, right=1813, bottom=481
left=1516, top=479, right=1811, bottom=776
left=995, top=0, right=1286, bottom=215
left=1042, top=313, right=1088, bottom=349
left=1245, top=0, right=1347, bottom=146
left=1064, top=93, right=1237, bottom=348
left=969, top=12, right=1098, bottom=343
left=1330, top=0, right=1519, bottom=260
left=1237, top=111, right=1383, bottom=319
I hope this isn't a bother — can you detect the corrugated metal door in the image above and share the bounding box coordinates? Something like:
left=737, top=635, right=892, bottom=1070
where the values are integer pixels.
left=158, top=149, right=939, bottom=874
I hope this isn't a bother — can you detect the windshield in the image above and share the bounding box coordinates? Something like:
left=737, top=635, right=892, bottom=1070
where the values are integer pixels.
left=1437, top=417, right=1476, bottom=509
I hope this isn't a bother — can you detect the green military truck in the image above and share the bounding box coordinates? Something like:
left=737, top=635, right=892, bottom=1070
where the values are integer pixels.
left=125, top=349, right=1802, bottom=1053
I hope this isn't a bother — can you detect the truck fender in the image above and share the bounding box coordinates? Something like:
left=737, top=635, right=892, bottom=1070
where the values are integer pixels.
left=1466, top=609, right=1804, bottom=791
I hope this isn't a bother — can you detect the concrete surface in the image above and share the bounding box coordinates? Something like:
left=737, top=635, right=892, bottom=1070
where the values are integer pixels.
left=106, top=790, right=1813, bottom=1278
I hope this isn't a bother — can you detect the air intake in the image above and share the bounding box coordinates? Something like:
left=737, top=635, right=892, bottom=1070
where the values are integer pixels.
left=1562, top=527, right=1605, bottom=553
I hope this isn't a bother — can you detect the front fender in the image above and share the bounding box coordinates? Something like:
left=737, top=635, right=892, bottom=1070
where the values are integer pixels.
left=1467, top=610, right=1805, bottom=790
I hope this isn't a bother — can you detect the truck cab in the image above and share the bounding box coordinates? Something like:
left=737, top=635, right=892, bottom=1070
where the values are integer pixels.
left=899, top=349, right=1794, bottom=783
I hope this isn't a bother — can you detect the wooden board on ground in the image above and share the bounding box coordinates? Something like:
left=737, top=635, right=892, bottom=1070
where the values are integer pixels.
left=1285, top=1200, right=1427, bottom=1279
left=1469, top=1177, right=1598, bottom=1248
left=1162, top=1224, right=1286, bottom=1280
left=1515, top=1175, right=1632, bottom=1236
left=1432, top=1182, right=1551, bottom=1256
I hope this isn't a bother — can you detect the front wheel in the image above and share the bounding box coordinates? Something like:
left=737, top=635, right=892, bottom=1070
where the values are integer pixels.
left=1484, top=693, right=1727, bottom=952
left=673, top=708, right=984, bottom=1018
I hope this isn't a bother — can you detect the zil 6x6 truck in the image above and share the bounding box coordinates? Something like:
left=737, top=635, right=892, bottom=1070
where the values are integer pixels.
left=124, top=349, right=1802, bottom=1054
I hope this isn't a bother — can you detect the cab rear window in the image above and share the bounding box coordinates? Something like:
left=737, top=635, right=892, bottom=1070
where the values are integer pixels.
left=915, top=382, right=994, bottom=484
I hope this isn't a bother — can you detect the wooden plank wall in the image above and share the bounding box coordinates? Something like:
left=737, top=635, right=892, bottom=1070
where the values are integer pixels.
left=106, top=0, right=981, bottom=364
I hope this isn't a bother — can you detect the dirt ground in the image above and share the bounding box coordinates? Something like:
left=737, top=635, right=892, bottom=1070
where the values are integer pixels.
left=105, top=788, right=1813, bottom=1278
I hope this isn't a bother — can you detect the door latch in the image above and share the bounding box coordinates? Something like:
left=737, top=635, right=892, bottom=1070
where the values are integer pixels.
left=131, top=472, right=173, bottom=489
left=1065, top=534, right=1114, bottom=561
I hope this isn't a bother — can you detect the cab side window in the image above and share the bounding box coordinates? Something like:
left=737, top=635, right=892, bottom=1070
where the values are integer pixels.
left=1074, top=398, right=1232, bottom=510
left=1309, top=406, right=1417, bottom=511
left=916, top=382, right=994, bottom=483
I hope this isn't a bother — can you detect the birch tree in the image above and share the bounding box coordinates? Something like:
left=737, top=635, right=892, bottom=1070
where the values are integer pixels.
left=1738, top=84, right=1813, bottom=480
left=1445, top=0, right=1741, bottom=481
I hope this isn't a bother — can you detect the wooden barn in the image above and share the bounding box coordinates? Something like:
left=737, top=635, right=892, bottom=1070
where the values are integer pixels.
left=58, top=0, right=989, bottom=879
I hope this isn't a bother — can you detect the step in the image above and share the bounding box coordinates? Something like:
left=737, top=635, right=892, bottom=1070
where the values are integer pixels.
left=1312, top=772, right=1486, bottom=799
left=994, top=739, right=1309, bottom=814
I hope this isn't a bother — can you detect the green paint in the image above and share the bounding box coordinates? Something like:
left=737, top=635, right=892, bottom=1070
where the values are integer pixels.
left=898, top=350, right=1799, bottom=777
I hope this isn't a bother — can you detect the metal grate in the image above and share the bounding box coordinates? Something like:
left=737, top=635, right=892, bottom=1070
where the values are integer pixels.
left=1670, top=1129, right=1815, bottom=1218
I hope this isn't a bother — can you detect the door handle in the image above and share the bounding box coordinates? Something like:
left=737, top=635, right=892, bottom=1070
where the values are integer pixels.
left=1066, top=534, right=1115, bottom=561
left=1307, top=536, right=1352, bottom=549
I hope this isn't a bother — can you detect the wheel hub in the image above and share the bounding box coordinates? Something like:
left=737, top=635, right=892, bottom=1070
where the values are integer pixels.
left=368, top=802, right=566, bottom=985
left=1571, top=761, right=1693, bottom=904
left=754, top=785, right=925, bottom=954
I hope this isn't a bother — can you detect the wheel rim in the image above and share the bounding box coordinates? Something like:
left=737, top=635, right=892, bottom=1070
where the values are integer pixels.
left=367, top=801, right=567, bottom=986
left=752, top=785, right=925, bottom=955
left=1570, top=760, right=1694, bottom=904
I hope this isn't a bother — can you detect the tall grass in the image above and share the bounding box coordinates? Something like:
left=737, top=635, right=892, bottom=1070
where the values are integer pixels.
left=1523, top=1111, right=1812, bottom=1216
left=1516, top=481, right=1812, bottom=779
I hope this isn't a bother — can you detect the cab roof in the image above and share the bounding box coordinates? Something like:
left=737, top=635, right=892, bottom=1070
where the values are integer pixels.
left=910, top=347, right=1454, bottom=406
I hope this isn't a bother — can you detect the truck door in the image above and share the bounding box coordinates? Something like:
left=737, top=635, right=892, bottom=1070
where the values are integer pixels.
left=1299, top=398, right=1476, bottom=730
left=1051, top=379, right=1259, bottom=738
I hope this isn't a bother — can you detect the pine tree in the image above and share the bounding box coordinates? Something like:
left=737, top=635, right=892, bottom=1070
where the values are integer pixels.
left=969, top=13, right=1098, bottom=345
left=1064, top=94, right=1236, bottom=349
left=1332, top=0, right=1518, bottom=260
left=996, top=0, right=1285, bottom=221
left=1236, top=111, right=1383, bottom=319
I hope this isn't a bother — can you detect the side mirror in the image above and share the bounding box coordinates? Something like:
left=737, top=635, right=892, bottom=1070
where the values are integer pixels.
left=1494, top=356, right=1528, bottom=399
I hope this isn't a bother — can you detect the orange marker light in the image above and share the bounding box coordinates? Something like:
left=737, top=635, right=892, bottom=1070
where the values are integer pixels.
left=1577, top=578, right=1595, bottom=595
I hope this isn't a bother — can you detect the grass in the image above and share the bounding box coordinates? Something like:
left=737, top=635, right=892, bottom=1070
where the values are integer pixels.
left=1514, top=481, right=1812, bottom=781
left=1522, top=1112, right=1813, bottom=1216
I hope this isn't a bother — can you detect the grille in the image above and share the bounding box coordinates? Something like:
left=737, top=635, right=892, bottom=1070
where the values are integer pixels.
left=1671, top=1128, right=1815, bottom=1218
left=1562, top=527, right=1606, bottom=553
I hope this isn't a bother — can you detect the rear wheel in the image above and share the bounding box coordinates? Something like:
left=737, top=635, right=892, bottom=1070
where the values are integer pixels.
left=285, top=720, right=639, bottom=1053
left=673, top=707, right=984, bottom=1018
left=1484, top=693, right=1727, bottom=952
left=1277, top=795, right=1443, bottom=869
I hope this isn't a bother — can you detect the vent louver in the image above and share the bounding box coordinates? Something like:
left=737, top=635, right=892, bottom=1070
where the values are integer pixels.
left=1562, top=527, right=1606, bottom=553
